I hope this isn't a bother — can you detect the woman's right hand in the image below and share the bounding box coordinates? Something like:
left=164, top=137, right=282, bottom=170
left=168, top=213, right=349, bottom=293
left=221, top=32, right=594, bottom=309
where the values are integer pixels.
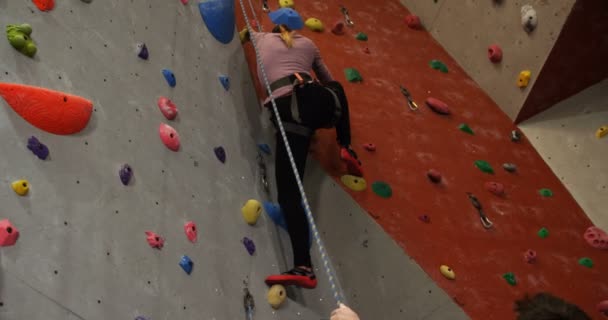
left=330, top=304, right=360, bottom=320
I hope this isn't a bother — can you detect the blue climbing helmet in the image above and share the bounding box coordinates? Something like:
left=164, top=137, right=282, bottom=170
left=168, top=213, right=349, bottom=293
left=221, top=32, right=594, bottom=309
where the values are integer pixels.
left=268, top=8, right=304, bottom=30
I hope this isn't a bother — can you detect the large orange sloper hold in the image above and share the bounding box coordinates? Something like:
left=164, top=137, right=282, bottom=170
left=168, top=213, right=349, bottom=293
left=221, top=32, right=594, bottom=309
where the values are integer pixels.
left=32, top=0, right=55, bottom=11
left=0, top=83, right=93, bottom=135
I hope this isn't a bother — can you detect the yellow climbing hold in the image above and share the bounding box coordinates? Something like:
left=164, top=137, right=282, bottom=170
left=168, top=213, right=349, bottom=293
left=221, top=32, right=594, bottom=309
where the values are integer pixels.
left=517, top=70, right=531, bottom=88
left=305, top=18, right=324, bottom=32
left=267, top=284, right=287, bottom=309
left=596, top=125, right=608, bottom=139
left=11, top=179, right=29, bottom=196
left=440, top=265, right=455, bottom=280
left=340, top=175, right=367, bottom=191
left=278, top=0, right=294, bottom=9
left=242, top=199, right=262, bottom=225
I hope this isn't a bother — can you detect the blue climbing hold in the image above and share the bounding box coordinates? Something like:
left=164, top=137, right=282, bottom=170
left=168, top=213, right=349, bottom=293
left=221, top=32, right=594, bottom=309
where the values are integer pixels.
left=219, top=75, right=230, bottom=91
left=263, top=201, right=288, bottom=230
left=268, top=8, right=304, bottom=30
left=162, top=69, right=176, bottom=87
left=179, top=255, right=193, bottom=275
left=198, top=0, right=235, bottom=44
left=258, top=143, right=271, bottom=155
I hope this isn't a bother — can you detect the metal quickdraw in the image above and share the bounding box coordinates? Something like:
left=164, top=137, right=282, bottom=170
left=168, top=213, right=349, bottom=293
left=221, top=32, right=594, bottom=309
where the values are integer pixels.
left=466, top=192, right=493, bottom=229
left=400, top=85, right=419, bottom=111
left=340, top=5, right=354, bottom=26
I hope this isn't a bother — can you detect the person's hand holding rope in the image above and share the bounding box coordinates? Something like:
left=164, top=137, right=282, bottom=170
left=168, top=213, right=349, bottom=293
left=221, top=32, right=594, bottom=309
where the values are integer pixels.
left=330, top=304, right=360, bottom=320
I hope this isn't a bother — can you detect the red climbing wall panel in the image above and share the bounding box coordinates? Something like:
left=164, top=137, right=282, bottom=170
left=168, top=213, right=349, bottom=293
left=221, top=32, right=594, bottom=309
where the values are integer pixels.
left=236, top=1, right=608, bottom=319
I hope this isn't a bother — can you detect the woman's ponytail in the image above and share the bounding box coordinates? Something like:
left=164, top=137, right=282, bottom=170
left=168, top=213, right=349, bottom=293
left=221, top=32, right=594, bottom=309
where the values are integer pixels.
left=279, top=24, right=294, bottom=48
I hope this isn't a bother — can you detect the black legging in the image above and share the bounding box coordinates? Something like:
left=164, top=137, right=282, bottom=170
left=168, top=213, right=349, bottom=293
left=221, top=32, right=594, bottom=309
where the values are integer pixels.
left=267, top=81, right=351, bottom=268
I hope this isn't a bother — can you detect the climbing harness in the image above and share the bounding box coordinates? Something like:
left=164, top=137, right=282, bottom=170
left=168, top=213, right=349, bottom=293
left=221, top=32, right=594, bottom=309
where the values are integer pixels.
left=239, top=0, right=345, bottom=306
left=261, top=0, right=269, bottom=12
left=399, top=85, right=419, bottom=111
left=466, top=193, right=493, bottom=229
left=339, top=5, right=354, bottom=26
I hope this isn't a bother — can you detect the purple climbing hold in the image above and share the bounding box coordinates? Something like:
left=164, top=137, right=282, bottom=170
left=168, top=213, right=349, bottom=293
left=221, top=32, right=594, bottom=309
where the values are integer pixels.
left=214, top=146, right=226, bottom=163
left=27, top=136, right=49, bottom=160
left=119, top=164, right=133, bottom=186
left=219, top=75, right=230, bottom=91
left=135, top=317, right=149, bottom=320
left=258, top=143, right=271, bottom=155
left=243, top=236, right=255, bottom=255
left=136, top=43, right=149, bottom=60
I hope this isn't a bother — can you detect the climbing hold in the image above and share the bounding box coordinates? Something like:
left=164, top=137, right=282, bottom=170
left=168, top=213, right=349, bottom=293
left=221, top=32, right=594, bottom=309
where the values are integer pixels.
left=485, top=182, right=505, bottom=196
left=538, top=188, right=553, bottom=197
left=263, top=201, right=288, bottom=230
left=596, top=125, right=608, bottom=139
left=267, top=284, right=287, bottom=309
left=362, top=47, right=371, bottom=54
left=537, top=227, right=549, bottom=238
left=305, top=18, right=324, bottom=32
left=524, top=249, right=537, bottom=263
left=134, top=316, right=149, bottom=320
left=11, top=180, right=30, bottom=196
left=583, top=226, right=608, bottom=250
left=219, top=75, right=230, bottom=91
left=488, top=45, right=503, bottom=63
left=355, top=32, right=368, bottom=41
left=503, top=163, right=517, bottom=172
left=157, top=97, right=178, bottom=120
left=362, top=143, right=376, bottom=152
left=419, top=215, right=431, bottom=223
left=268, top=8, right=304, bottom=30
left=425, top=97, right=451, bottom=115
left=184, top=221, right=197, bottom=243
left=6, top=24, right=37, bottom=57
left=429, top=60, right=448, bottom=73
left=597, top=300, right=608, bottom=316
left=278, top=0, right=294, bottom=9
left=81, top=0, right=92, bottom=3
left=179, top=255, right=194, bottom=275
left=578, top=257, right=593, bottom=268
left=136, top=43, right=149, bottom=60
left=243, top=237, right=256, bottom=255
left=521, top=5, right=538, bottom=33
left=459, top=123, right=474, bottom=135
left=119, top=164, right=132, bottom=186
left=511, top=130, right=521, bottom=142
left=180, top=0, right=188, bottom=4
left=32, top=0, right=54, bottom=11
left=145, top=231, right=164, bottom=249
left=404, top=14, right=422, bottom=29
left=474, top=160, right=494, bottom=174
left=162, top=69, right=176, bottom=87
left=0, top=83, right=93, bottom=135
left=198, top=0, right=235, bottom=44
left=214, top=146, right=226, bottom=163
left=331, top=21, right=345, bottom=35
left=27, top=136, right=49, bottom=160
left=517, top=70, right=531, bottom=88
left=344, top=68, right=363, bottom=82
left=427, top=169, right=442, bottom=183
left=340, top=175, right=367, bottom=192
left=439, top=265, right=455, bottom=280
left=159, top=123, right=180, bottom=151
left=258, top=143, right=272, bottom=155
left=242, top=199, right=262, bottom=225
left=0, top=219, right=19, bottom=247
left=502, top=272, right=517, bottom=286
left=371, top=181, right=392, bottom=198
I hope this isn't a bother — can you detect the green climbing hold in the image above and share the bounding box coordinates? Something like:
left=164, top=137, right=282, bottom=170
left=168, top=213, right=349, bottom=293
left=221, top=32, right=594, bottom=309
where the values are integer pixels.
left=578, top=257, right=593, bottom=268
left=6, top=24, right=37, bottom=57
left=429, top=59, right=448, bottom=73
left=344, top=68, right=363, bottom=82
left=372, top=181, right=392, bottom=198
left=474, top=160, right=494, bottom=174
left=537, top=227, right=549, bottom=238
left=459, top=123, right=474, bottom=135
left=539, top=188, right=553, bottom=197
left=355, top=32, right=368, bottom=41
left=502, top=272, right=517, bottom=286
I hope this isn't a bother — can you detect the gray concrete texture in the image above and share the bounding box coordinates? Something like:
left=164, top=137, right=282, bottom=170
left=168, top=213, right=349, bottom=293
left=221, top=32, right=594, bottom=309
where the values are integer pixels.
left=399, top=0, right=576, bottom=120
left=0, top=1, right=468, bottom=320
left=519, top=79, right=608, bottom=231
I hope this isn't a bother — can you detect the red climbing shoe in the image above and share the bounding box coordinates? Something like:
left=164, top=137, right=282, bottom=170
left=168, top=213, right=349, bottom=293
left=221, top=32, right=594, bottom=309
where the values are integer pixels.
left=340, top=147, right=363, bottom=177
left=265, top=267, right=317, bottom=289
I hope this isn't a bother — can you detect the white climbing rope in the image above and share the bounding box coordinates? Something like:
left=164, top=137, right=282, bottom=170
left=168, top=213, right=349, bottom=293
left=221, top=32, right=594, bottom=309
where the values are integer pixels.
left=237, top=0, right=345, bottom=306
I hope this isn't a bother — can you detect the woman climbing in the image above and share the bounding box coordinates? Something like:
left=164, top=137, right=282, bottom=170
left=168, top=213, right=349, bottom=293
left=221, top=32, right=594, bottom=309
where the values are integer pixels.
left=241, top=8, right=362, bottom=289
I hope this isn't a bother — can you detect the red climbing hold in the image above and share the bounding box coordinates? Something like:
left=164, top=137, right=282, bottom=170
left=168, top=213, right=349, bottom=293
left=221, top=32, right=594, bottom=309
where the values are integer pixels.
left=485, top=181, right=505, bottom=196
left=145, top=231, right=164, bottom=249
left=0, top=83, right=93, bottom=135
left=363, top=47, right=371, bottom=54
left=32, top=0, right=54, bottom=11
left=425, top=97, right=450, bottom=115
left=598, top=300, right=608, bottom=316
left=159, top=123, right=180, bottom=151
left=488, top=44, right=503, bottom=63
left=584, top=226, right=608, bottom=250
left=157, top=97, right=178, bottom=120
left=524, top=249, right=537, bottom=263
left=427, top=169, right=442, bottom=183
left=0, top=219, right=19, bottom=247
left=404, top=14, right=422, bottom=29
left=184, top=221, right=197, bottom=243
left=362, top=143, right=376, bottom=152
left=331, top=21, right=345, bottom=35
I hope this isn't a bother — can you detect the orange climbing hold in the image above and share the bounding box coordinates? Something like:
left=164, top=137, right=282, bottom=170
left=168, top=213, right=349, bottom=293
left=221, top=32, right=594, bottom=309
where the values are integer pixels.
left=32, top=0, right=55, bottom=11
left=0, top=83, right=93, bottom=135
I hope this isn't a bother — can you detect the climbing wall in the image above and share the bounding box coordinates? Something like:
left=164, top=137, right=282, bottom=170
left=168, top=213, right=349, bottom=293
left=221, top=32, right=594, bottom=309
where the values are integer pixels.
left=236, top=0, right=608, bottom=319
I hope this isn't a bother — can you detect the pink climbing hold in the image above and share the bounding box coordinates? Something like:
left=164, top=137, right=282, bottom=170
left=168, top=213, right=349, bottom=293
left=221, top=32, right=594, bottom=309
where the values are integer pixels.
left=0, top=219, right=19, bottom=247
left=485, top=181, right=505, bottom=196
left=427, top=169, right=442, bottom=183
left=488, top=44, right=503, bottom=63
left=157, top=97, right=178, bottom=120
left=332, top=21, right=345, bottom=35
left=159, top=123, right=180, bottom=151
left=598, top=300, right=608, bottom=316
left=584, top=226, right=608, bottom=250
left=524, top=249, right=537, bottom=263
left=180, top=0, right=188, bottom=4
left=404, top=14, right=422, bottom=29
left=145, top=231, right=164, bottom=249
left=184, top=221, right=197, bottom=243
left=425, top=97, right=450, bottom=115
left=363, top=143, right=376, bottom=152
